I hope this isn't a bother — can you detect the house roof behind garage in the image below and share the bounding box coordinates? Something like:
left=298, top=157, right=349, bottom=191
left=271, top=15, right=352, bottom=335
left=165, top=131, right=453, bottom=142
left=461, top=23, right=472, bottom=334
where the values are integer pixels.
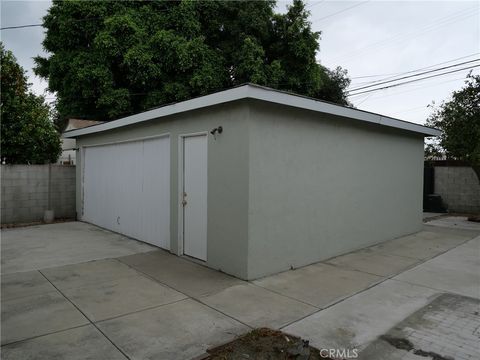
left=64, top=84, right=441, bottom=138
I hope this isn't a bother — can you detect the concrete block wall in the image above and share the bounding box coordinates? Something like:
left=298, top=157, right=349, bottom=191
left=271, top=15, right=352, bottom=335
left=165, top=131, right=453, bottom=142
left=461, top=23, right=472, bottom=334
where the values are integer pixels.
left=1, top=165, right=76, bottom=224
left=434, top=166, right=480, bottom=213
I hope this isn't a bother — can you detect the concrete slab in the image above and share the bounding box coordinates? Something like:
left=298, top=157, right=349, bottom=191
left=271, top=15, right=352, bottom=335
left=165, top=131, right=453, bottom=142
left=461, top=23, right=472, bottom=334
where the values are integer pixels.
left=417, top=226, right=477, bottom=239
left=41, top=259, right=141, bottom=291
left=425, top=235, right=480, bottom=270
left=326, top=251, right=419, bottom=277
left=97, top=298, right=249, bottom=360
left=116, top=249, right=171, bottom=267
left=63, top=275, right=187, bottom=322
left=1, top=221, right=155, bottom=274
left=1, top=271, right=57, bottom=301
left=201, top=283, right=317, bottom=328
left=426, top=216, right=480, bottom=231
left=283, top=280, right=439, bottom=351
left=370, top=229, right=470, bottom=260
left=253, top=263, right=382, bottom=308
left=393, top=237, right=480, bottom=299
left=118, top=253, right=243, bottom=298
left=1, top=291, right=89, bottom=345
left=2, top=216, right=477, bottom=358
left=424, top=223, right=480, bottom=237
left=1, top=325, right=126, bottom=360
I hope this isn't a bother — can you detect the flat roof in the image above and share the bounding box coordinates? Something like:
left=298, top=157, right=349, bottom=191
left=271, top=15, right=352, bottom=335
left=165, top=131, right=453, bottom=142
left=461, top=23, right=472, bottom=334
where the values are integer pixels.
left=64, top=84, right=441, bottom=138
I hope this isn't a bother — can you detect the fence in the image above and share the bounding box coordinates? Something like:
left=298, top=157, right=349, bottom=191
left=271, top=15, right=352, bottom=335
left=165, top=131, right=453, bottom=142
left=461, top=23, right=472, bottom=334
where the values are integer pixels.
left=424, top=161, right=480, bottom=213
left=1, top=165, right=76, bottom=224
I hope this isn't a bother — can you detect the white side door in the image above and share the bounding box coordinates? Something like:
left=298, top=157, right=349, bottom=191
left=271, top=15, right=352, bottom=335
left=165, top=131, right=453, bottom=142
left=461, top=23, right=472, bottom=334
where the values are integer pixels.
left=182, top=135, right=208, bottom=261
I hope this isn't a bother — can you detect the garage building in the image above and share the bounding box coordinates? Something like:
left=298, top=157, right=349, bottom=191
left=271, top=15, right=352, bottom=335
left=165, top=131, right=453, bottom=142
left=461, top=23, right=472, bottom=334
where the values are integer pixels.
left=65, top=84, right=440, bottom=280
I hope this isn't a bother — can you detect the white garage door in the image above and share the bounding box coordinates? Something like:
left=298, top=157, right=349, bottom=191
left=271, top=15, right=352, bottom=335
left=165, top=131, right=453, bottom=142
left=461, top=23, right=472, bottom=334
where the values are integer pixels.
left=82, top=136, right=170, bottom=249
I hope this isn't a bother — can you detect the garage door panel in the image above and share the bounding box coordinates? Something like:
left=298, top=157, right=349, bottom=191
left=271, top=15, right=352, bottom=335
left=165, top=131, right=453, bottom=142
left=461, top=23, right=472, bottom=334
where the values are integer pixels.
left=83, top=137, right=170, bottom=249
left=84, top=145, right=110, bottom=229
left=141, top=138, right=170, bottom=249
left=117, top=141, right=143, bottom=240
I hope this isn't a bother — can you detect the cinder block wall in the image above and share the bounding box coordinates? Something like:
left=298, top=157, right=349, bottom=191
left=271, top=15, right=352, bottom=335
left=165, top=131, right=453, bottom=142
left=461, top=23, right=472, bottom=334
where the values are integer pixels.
left=1, top=165, right=76, bottom=224
left=434, top=166, right=480, bottom=213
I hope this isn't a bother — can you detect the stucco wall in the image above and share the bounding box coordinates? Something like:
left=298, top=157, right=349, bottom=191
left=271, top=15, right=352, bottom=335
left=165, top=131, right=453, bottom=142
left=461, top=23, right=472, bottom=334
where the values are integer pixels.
left=75, top=101, right=250, bottom=278
left=1, top=165, right=76, bottom=224
left=434, top=166, right=480, bottom=213
left=73, top=99, right=426, bottom=280
left=246, top=101, right=425, bottom=279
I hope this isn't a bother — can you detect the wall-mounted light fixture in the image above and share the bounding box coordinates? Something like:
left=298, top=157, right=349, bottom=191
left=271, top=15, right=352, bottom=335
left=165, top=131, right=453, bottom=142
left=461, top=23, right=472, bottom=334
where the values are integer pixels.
left=210, top=126, right=223, bottom=139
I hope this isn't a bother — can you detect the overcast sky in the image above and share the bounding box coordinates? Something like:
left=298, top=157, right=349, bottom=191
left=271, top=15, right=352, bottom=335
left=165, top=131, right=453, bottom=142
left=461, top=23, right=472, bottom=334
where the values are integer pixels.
left=1, top=0, right=479, bottom=125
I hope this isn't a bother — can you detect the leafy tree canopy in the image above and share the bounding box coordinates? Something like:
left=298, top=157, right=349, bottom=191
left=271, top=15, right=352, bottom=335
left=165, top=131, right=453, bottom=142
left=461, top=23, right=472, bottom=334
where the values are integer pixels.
left=426, top=73, right=480, bottom=168
left=35, top=0, right=350, bottom=124
left=1, top=43, right=61, bottom=164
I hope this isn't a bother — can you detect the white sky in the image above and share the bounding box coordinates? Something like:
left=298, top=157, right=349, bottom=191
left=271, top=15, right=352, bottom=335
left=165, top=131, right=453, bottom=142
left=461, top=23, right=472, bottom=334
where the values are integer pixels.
left=1, top=0, right=479, bottom=125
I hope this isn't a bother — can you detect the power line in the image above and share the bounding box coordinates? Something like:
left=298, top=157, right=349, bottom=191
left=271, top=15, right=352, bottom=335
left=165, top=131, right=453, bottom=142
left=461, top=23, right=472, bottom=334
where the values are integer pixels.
left=0, top=4, right=367, bottom=31
left=328, top=6, right=478, bottom=63
left=311, top=1, right=369, bottom=23
left=0, top=16, right=105, bottom=30
left=38, top=70, right=480, bottom=114
left=355, top=92, right=375, bottom=106
left=307, top=1, right=326, bottom=9
left=350, top=53, right=480, bottom=81
left=1, top=23, right=42, bottom=30
left=337, top=8, right=476, bottom=62
left=246, top=59, right=477, bottom=89
left=349, top=66, right=478, bottom=97
left=348, top=58, right=480, bottom=93
left=1, top=9, right=170, bottom=31
left=351, top=74, right=477, bottom=102
left=348, top=65, right=479, bottom=96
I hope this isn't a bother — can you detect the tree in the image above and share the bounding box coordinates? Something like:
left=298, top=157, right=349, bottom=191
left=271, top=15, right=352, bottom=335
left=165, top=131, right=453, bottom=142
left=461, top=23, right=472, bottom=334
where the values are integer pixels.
left=1, top=43, right=61, bottom=164
left=426, top=73, right=480, bottom=172
left=35, top=0, right=350, bottom=124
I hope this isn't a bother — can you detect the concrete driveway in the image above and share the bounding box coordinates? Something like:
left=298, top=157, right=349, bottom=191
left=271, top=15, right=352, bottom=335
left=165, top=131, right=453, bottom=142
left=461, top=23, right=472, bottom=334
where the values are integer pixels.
left=1, top=218, right=479, bottom=359
left=1, top=222, right=155, bottom=274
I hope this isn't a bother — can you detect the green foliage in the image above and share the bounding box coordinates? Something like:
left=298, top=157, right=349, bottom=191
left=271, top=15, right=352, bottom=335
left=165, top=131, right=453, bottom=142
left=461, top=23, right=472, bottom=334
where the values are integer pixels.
left=1, top=43, right=61, bottom=164
left=426, top=73, right=480, bottom=166
left=35, top=0, right=350, bottom=122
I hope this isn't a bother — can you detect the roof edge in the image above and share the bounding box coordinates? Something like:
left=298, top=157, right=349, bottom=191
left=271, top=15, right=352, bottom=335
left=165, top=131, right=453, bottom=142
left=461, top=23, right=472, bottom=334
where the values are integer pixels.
left=64, top=84, right=441, bottom=138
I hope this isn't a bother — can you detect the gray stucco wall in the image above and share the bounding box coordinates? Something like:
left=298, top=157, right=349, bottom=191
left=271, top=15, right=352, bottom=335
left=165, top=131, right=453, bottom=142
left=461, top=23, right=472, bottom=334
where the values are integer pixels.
left=75, top=101, right=250, bottom=278
left=246, top=101, right=425, bottom=279
left=73, top=99, right=426, bottom=280
left=1, top=165, right=76, bottom=224
left=434, top=166, right=480, bottom=213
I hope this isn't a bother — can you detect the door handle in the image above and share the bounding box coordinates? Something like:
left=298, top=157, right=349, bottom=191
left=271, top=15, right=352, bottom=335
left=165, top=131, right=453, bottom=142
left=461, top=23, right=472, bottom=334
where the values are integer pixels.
left=182, top=192, right=187, bottom=206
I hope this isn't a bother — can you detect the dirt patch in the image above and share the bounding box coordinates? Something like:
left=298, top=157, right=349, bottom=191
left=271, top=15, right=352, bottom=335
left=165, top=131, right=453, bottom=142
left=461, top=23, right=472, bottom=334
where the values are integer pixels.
left=380, top=335, right=453, bottom=360
left=413, top=349, right=454, bottom=360
left=204, top=328, right=334, bottom=359
left=380, top=335, right=414, bottom=351
left=467, top=215, right=480, bottom=222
